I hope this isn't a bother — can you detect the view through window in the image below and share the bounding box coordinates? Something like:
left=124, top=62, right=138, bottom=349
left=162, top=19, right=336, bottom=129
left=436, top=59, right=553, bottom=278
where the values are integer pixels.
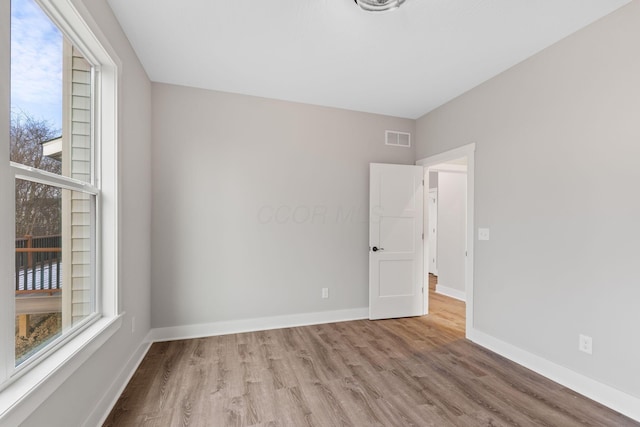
left=10, top=0, right=97, bottom=367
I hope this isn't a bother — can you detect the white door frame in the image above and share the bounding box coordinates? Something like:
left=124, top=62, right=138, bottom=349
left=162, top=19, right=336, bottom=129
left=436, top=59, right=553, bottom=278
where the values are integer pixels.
left=416, top=143, right=475, bottom=338
left=427, top=187, right=438, bottom=276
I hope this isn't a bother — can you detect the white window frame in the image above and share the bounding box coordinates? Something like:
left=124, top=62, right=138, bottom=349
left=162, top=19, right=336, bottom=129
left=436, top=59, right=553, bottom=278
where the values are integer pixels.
left=0, top=0, right=121, bottom=423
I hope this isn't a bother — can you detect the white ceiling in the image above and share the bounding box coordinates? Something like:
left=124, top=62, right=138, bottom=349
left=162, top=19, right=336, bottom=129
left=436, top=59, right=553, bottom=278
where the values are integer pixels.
left=107, top=0, right=629, bottom=119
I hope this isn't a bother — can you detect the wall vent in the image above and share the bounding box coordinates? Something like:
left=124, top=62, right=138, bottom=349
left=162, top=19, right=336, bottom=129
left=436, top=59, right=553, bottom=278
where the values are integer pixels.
left=385, top=130, right=411, bottom=147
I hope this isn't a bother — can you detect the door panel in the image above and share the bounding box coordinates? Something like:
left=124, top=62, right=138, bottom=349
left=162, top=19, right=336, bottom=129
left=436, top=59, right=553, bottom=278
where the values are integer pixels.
left=379, top=260, right=414, bottom=297
left=380, top=217, right=415, bottom=252
left=369, top=163, right=424, bottom=320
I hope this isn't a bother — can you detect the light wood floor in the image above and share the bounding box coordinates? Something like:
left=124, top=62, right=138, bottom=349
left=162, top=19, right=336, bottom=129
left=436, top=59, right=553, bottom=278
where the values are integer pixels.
left=104, top=276, right=637, bottom=426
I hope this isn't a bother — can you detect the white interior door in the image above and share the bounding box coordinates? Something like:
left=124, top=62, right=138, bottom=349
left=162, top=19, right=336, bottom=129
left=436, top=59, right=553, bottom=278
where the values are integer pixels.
left=428, top=188, right=438, bottom=275
left=369, top=163, right=424, bottom=320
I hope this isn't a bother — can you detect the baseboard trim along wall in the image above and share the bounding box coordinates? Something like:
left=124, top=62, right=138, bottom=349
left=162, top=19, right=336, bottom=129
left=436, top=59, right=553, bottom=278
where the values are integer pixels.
left=88, top=336, right=153, bottom=427
left=435, top=284, right=466, bottom=302
left=149, top=307, right=370, bottom=343
left=468, top=328, right=640, bottom=423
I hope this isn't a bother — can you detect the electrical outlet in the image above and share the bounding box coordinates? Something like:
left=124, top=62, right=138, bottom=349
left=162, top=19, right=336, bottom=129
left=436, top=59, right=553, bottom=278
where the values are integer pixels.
left=322, top=288, right=329, bottom=299
left=579, top=334, right=592, bottom=355
left=478, top=228, right=490, bottom=241
left=131, top=316, right=136, bottom=334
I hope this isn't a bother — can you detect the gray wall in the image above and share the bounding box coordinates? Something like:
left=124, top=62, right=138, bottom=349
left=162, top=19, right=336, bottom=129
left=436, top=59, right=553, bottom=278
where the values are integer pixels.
left=151, top=83, right=415, bottom=328
left=21, top=0, right=152, bottom=424
left=416, top=1, right=640, bottom=398
left=435, top=171, right=466, bottom=295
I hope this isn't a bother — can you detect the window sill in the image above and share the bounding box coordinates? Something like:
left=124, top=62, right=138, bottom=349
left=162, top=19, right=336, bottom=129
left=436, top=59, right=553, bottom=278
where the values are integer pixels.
left=0, top=313, right=123, bottom=426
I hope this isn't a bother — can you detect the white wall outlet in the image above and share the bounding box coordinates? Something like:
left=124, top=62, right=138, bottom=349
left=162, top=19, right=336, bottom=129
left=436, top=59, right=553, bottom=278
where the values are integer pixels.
left=579, top=334, right=593, bottom=354
left=131, top=316, right=136, bottom=334
left=478, top=228, right=490, bottom=241
left=322, top=288, right=329, bottom=299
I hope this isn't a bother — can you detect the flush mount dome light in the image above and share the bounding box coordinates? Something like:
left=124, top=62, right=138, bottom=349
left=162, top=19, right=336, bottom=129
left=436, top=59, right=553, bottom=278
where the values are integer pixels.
left=354, top=0, right=406, bottom=12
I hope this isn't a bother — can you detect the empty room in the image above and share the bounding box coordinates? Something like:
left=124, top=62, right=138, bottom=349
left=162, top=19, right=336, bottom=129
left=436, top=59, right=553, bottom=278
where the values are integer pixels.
left=1, top=0, right=639, bottom=425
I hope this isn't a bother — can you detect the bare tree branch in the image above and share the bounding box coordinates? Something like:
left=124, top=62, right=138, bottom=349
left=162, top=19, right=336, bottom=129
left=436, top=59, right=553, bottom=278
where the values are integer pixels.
left=11, top=113, right=62, bottom=237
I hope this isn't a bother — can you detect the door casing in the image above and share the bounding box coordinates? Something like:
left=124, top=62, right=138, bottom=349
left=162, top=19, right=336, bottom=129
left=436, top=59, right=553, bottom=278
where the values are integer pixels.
left=416, top=143, right=475, bottom=337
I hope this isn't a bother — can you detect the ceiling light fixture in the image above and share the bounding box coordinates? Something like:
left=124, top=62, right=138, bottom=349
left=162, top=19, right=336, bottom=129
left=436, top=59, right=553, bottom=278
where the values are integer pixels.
left=354, top=0, right=406, bottom=12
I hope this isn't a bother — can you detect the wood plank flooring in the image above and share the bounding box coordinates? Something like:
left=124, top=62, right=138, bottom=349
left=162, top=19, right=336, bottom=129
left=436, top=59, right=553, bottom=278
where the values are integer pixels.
left=104, top=277, right=638, bottom=426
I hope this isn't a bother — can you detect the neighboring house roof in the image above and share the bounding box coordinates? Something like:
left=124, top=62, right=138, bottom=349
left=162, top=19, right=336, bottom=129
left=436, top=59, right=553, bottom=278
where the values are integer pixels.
left=41, top=136, right=62, bottom=161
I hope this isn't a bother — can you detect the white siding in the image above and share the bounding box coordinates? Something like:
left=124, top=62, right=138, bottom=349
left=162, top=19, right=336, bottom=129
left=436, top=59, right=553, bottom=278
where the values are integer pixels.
left=62, top=43, right=93, bottom=326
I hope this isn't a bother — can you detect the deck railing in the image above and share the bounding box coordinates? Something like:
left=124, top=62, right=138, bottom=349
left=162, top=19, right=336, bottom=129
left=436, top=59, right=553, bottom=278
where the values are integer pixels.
left=15, top=235, right=62, bottom=294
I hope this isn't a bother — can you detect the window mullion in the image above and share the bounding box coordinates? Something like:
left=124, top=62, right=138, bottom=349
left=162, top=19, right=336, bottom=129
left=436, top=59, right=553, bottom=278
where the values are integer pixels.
left=10, top=163, right=99, bottom=195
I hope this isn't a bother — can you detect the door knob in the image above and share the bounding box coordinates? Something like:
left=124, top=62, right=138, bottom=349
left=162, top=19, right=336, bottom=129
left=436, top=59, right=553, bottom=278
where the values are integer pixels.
left=371, top=246, right=384, bottom=252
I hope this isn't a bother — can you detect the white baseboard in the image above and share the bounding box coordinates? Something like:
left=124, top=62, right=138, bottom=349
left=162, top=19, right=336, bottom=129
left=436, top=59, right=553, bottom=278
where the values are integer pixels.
left=85, top=333, right=152, bottom=427
left=435, top=284, right=466, bottom=301
left=149, top=307, right=369, bottom=343
left=468, top=328, right=640, bottom=423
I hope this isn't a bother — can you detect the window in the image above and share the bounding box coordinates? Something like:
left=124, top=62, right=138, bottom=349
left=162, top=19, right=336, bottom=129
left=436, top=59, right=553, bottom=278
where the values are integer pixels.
left=1, top=0, right=119, bottom=393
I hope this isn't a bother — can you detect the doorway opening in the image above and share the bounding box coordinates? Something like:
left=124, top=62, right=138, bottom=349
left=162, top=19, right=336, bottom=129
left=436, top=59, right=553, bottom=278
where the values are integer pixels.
left=417, top=143, right=475, bottom=338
